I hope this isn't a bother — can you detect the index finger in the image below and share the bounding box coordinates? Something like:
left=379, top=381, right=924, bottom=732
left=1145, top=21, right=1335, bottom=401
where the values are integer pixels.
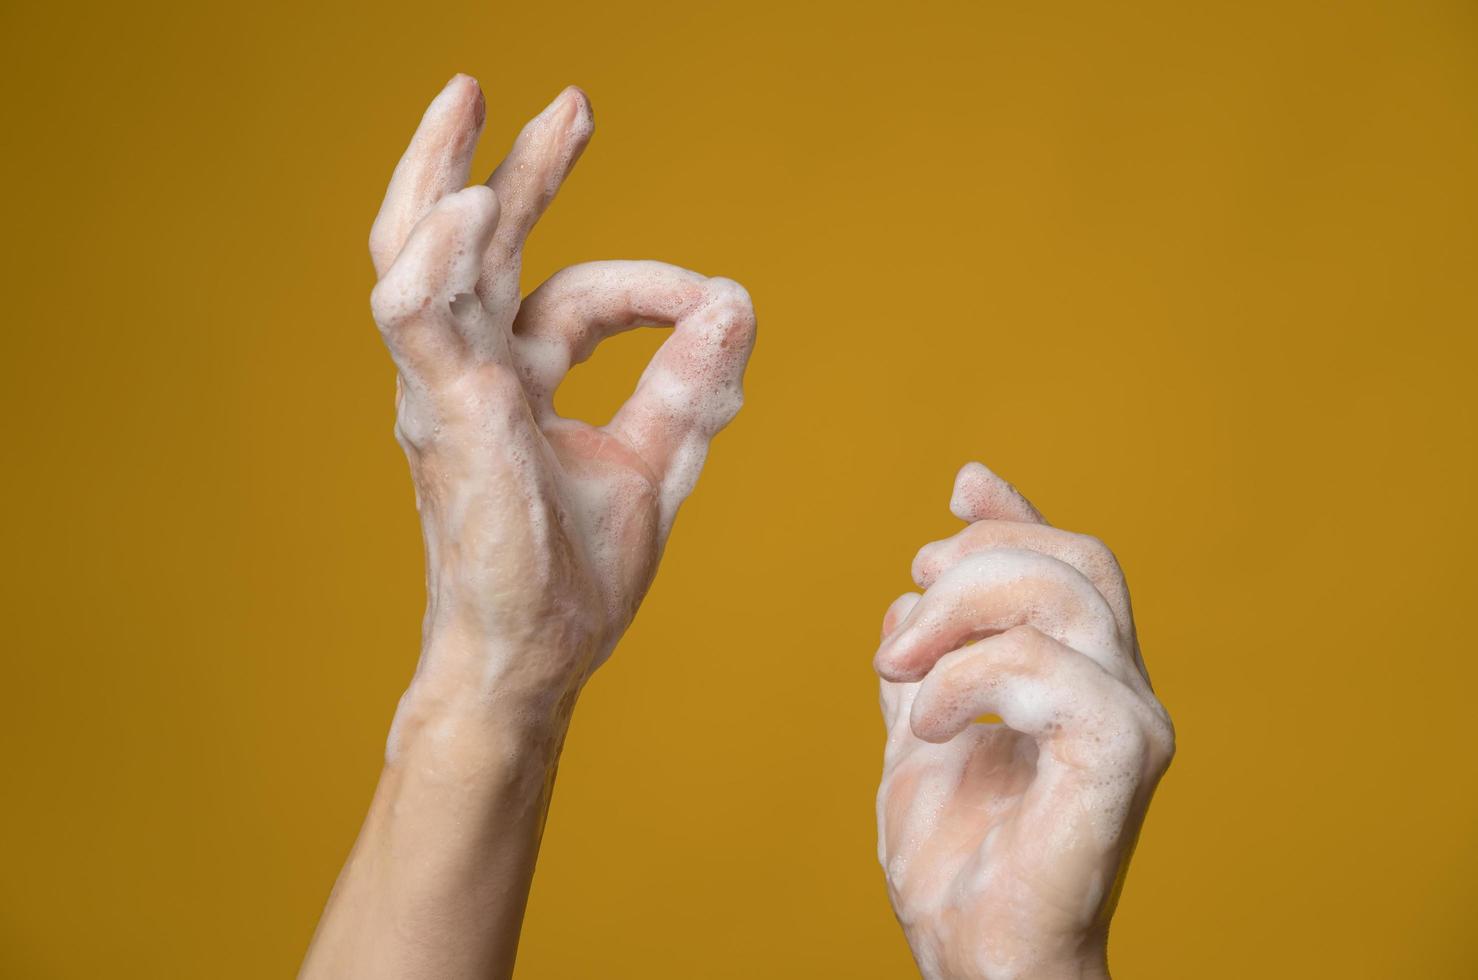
left=606, top=275, right=755, bottom=531
left=509, top=260, right=756, bottom=533
left=949, top=462, right=1046, bottom=525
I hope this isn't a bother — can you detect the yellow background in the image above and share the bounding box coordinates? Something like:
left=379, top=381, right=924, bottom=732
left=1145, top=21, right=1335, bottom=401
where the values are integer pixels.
left=3, top=0, right=1475, bottom=976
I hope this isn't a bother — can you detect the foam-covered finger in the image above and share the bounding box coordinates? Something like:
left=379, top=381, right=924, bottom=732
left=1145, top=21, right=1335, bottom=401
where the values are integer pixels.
left=911, top=521, right=1132, bottom=638
left=950, top=461, right=1045, bottom=525
left=369, top=74, right=486, bottom=277
left=510, top=260, right=709, bottom=412
left=368, top=186, right=501, bottom=376
left=908, top=625, right=1123, bottom=745
left=874, top=548, right=1124, bottom=685
left=879, top=596, right=924, bottom=737
left=881, top=592, right=922, bottom=640
left=607, top=276, right=756, bottom=531
left=485, top=86, right=594, bottom=256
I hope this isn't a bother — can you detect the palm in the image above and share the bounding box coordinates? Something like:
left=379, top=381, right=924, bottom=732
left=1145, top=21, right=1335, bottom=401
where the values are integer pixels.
left=880, top=711, right=1038, bottom=906
left=533, top=417, right=664, bottom=658
left=879, top=683, right=1115, bottom=975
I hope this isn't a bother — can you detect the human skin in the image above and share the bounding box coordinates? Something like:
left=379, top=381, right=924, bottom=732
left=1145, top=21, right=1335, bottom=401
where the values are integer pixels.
left=298, top=75, right=755, bottom=980
left=874, top=463, right=1174, bottom=980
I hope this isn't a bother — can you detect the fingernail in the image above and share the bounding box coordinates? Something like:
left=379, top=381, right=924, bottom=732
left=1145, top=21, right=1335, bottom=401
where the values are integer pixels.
left=471, top=85, right=486, bottom=128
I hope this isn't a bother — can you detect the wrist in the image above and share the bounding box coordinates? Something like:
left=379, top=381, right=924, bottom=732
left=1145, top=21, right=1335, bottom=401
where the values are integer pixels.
left=414, top=611, right=593, bottom=707
left=1011, top=934, right=1110, bottom=980
left=384, top=684, right=572, bottom=800
left=392, top=669, right=576, bottom=750
left=911, top=927, right=1110, bottom=980
left=1028, top=954, right=1110, bottom=980
left=387, top=632, right=588, bottom=774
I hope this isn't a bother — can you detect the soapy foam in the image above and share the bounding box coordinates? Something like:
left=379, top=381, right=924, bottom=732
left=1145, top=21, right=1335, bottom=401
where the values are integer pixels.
left=878, top=548, right=1125, bottom=686
left=510, top=260, right=754, bottom=536
left=367, top=79, right=756, bottom=725
left=875, top=468, right=1172, bottom=979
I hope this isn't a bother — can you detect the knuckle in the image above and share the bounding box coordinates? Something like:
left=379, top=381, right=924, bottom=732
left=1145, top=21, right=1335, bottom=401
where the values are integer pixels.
left=1071, top=532, right=1125, bottom=577
left=1074, top=532, right=1116, bottom=563
left=393, top=417, right=422, bottom=452
left=1145, top=709, right=1177, bottom=766
left=702, top=277, right=757, bottom=335
left=393, top=362, right=529, bottom=452
left=393, top=398, right=436, bottom=453
left=1115, top=700, right=1176, bottom=771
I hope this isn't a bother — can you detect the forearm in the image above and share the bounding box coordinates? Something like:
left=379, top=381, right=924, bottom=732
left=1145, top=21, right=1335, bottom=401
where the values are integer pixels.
left=300, top=637, right=575, bottom=980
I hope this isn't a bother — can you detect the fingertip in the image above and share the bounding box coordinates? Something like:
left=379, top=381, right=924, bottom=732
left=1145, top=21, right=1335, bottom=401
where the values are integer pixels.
left=908, top=712, right=955, bottom=745
left=434, top=73, right=485, bottom=123
left=949, top=460, right=1044, bottom=524
left=534, top=85, right=594, bottom=145
left=948, top=461, right=997, bottom=521
left=880, top=592, right=922, bottom=639
left=906, top=649, right=974, bottom=744
left=454, top=182, right=499, bottom=217
left=486, top=85, right=596, bottom=246
left=424, top=184, right=500, bottom=239
left=876, top=593, right=933, bottom=682
left=873, top=643, right=924, bottom=685
left=908, top=701, right=965, bottom=744
left=560, top=84, right=595, bottom=136
left=909, top=543, right=941, bottom=589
